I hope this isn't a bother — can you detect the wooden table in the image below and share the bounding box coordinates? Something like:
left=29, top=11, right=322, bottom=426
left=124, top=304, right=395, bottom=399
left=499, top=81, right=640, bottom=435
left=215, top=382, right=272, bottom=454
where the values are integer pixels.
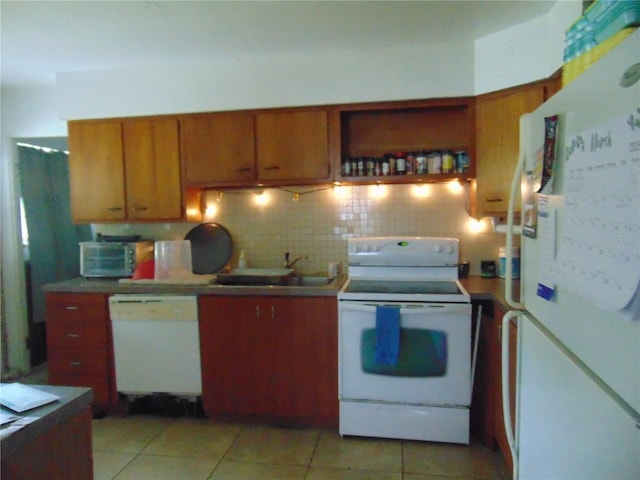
left=1, top=384, right=93, bottom=480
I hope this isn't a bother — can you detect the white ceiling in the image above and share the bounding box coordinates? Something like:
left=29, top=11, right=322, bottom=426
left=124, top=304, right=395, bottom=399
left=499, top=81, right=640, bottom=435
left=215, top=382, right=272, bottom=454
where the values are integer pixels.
left=0, top=0, right=557, bottom=89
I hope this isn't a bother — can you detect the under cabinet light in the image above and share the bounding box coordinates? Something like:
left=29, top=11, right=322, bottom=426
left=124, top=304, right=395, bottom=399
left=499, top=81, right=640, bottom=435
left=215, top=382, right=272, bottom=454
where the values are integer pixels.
left=204, top=204, right=218, bottom=220
left=254, top=190, right=269, bottom=206
left=412, top=184, right=431, bottom=198
left=448, top=179, right=463, bottom=194
left=371, top=184, right=387, bottom=198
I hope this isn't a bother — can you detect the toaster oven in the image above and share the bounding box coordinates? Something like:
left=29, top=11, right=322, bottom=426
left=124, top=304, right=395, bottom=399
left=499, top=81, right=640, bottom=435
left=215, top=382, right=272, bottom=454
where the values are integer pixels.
left=80, top=241, right=154, bottom=278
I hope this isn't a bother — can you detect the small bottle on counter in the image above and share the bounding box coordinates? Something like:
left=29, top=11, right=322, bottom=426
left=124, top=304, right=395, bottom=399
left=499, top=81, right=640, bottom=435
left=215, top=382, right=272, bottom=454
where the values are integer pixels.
left=238, top=250, right=247, bottom=269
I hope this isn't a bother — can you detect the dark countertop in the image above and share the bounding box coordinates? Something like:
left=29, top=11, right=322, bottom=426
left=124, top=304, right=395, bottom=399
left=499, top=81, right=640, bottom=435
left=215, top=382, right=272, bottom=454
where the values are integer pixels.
left=460, top=276, right=520, bottom=311
left=1, top=384, right=92, bottom=459
left=43, top=275, right=518, bottom=308
left=43, top=274, right=348, bottom=297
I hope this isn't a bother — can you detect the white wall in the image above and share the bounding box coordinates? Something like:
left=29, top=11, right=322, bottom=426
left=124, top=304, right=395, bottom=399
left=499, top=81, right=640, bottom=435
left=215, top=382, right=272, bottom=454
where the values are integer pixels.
left=0, top=85, right=68, bottom=375
left=56, top=42, right=475, bottom=120
left=474, top=0, right=581, bottom=94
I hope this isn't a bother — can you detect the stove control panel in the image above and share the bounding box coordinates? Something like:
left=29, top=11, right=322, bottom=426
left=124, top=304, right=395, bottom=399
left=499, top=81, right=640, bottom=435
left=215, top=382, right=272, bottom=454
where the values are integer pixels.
left=348, top=236, right=459, bottom=267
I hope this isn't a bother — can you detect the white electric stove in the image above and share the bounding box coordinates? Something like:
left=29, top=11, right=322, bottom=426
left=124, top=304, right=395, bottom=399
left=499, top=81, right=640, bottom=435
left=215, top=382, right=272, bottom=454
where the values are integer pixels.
left=338, top=236, right=473, bottom=444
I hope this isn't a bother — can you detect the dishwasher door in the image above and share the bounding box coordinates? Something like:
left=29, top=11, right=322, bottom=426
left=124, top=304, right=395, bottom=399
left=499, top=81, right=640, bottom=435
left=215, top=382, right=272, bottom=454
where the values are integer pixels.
left=109, top=295, right=202, bottom=398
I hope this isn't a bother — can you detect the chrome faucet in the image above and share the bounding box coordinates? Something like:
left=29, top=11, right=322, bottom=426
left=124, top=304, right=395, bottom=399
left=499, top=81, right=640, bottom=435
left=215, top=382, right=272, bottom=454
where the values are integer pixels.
left=284, top=252, right=308, bottom=269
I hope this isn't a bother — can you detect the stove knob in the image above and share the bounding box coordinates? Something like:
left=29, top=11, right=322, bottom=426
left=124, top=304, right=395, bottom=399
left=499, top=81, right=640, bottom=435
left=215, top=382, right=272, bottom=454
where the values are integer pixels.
left=446, top=243, right=454, bottom=254
left=434, top=244, right=442, bottom=253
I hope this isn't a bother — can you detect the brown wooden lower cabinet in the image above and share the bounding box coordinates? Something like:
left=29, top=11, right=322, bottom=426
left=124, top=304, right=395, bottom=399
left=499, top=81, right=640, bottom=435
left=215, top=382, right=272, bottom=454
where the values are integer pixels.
left=45, top=293, right=118, bottom=411
left=199, top=295, right=338, bottom=427
left=471, top=300, right=517, bottom=475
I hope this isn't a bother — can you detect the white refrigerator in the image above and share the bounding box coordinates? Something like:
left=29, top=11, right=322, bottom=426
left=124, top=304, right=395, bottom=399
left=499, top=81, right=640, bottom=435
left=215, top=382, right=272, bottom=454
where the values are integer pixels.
left=501, top=29, right=640, bottom=480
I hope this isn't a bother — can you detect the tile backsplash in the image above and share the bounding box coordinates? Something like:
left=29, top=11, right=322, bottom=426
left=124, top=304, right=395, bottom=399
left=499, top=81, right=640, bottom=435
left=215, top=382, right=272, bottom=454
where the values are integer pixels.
left=95, top=183, right=512, bottom=276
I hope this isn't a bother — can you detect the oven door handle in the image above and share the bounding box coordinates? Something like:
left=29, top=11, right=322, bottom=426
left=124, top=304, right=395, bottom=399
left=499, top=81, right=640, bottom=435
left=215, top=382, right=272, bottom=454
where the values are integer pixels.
left=339, top=301, right=469, bottom=314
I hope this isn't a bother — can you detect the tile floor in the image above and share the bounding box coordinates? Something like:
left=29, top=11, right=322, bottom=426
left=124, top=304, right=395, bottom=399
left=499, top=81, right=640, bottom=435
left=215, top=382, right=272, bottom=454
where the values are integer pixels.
left=18, top=365, right=507, bottom=480
left=92, top=415, right=505, bottom=480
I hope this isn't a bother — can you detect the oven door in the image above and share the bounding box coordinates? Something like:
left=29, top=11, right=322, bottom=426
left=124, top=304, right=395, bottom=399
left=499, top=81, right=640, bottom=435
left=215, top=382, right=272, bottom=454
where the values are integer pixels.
left=339, top=300, right=471, bottom=407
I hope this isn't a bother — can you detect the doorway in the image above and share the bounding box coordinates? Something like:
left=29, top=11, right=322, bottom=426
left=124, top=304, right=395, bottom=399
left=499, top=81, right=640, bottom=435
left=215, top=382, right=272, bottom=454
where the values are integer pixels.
left=17, top=138, right=92, bottom=366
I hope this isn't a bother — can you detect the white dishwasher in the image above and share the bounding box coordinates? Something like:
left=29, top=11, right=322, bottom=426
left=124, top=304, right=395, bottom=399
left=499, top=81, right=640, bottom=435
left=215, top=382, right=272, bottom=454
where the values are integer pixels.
left=109, top=295, right=202, bottom=401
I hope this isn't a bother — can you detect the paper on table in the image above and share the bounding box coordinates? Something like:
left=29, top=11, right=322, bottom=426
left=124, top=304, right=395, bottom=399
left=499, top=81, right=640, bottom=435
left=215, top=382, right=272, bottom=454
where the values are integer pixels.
left=0, top=411, right=19, bottom=426
left=0, top=383, right=60, bottom=413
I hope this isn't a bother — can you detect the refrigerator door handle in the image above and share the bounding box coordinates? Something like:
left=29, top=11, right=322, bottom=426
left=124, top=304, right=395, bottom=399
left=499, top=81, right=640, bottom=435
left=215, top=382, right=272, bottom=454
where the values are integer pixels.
left=504, top=115, right=529, bottom=310
left=502, top=309, right=521, bottom=480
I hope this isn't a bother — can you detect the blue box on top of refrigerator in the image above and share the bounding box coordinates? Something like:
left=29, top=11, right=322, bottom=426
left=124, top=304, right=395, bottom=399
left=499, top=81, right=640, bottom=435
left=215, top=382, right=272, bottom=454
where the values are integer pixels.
left=501, top=29, right=640, bottom=480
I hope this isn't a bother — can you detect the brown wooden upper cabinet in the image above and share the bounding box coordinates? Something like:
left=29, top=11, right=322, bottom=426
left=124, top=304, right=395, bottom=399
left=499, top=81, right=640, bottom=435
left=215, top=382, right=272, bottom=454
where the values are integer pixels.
left=123, top=118, right=182, bottom=220
left=68, top=118, right=182, bottom=222
left=180, top=113, right=256, bottom=186
left=472, top=77, right=560, bottom=218
left=256, top=110, right=331, bottom=184
left=68, top=120, right=126, bottom=222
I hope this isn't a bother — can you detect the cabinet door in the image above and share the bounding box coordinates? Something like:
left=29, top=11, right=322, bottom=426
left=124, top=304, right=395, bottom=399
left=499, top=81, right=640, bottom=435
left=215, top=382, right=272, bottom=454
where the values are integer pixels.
left=181, top=113, right=256, bottom=185
left=123, top=118, right=182, bottom=220
left=470, top=303, right=496, bottom=448
left=199, top=296, right=271, bottom=416
left=68, top=121, right=125, bottom=222
left=45, top=293, right=116, bottom=406
left=199, top=295, right=338, bottom=425
left=493, top=301, right=517, bottom=475
left=475, top=83, right=546, bottom=217
left=287, top=297, right=338, bottom=425
left=256, top=110, right=330, bottom=182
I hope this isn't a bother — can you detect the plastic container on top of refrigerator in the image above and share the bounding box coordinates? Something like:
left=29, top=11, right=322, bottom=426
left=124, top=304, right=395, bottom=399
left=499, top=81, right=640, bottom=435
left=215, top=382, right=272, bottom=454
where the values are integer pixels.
left=589, top=0, right=640, bottom=43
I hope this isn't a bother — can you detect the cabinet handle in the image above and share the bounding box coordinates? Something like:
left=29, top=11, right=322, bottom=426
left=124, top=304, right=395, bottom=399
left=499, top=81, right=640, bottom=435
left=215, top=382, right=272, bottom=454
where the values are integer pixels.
left=132, top=206, right=148, bottom=211
left=271, top=306, right=275, bottom=320
left=486, top=198, right=503, bottom=203
left=263, top=165, right=280, bottom=171
left=256, top=305, right=260, bottom=318
left=67, top=333, right=80, bottom=338
left=107, top=207, right=123, bottom=212
left=65, top=306, right=79, bottom=311
left=69, top=361, right=81, bottom=367
left=236, top=167, right=252, bottom=173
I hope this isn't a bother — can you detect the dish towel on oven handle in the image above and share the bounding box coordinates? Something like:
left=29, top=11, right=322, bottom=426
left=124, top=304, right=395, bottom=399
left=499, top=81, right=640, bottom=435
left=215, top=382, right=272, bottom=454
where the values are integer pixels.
left=375, top=305, right=401, bottom=365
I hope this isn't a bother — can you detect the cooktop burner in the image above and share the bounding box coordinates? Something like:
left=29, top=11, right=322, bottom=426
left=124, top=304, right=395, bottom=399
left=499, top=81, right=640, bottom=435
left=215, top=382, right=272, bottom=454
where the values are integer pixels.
left=344, top=279, right=463, bottom=295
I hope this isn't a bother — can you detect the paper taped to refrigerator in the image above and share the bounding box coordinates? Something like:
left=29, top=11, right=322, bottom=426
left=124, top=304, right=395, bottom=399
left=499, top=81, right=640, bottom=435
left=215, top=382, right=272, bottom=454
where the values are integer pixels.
left=554, top=109, right=640, bottom=316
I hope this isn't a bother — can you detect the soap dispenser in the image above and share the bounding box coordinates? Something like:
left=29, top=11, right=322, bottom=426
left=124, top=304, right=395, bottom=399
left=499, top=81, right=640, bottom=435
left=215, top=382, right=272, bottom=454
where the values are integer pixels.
left=238, top=250, right=247, bottom=269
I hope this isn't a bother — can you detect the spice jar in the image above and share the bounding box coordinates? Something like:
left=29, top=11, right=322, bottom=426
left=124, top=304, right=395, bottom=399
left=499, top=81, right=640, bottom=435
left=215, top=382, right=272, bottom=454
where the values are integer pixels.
left=342, top=157, right=352, bottom=176
left=427, top=150, right=442, bottom=174
left=454, top=150, right=470, bottom=173
left=442, top=149, right=454, bottom=174
left=406, top=152, right=415, bottom=175
left=366, top=157, right=375, bottom=176
left=395, top=152, right=406, bottom=175
left=382, top=155, right=390, bottom=176
left=416, top=150, right=428, bottom=175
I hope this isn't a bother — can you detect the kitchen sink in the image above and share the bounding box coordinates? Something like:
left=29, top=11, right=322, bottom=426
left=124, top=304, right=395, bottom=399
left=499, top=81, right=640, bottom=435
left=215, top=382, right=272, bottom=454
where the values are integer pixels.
left=216, top=268, right=294, bottom=286
left=287, top=275, right=334, bottom=287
